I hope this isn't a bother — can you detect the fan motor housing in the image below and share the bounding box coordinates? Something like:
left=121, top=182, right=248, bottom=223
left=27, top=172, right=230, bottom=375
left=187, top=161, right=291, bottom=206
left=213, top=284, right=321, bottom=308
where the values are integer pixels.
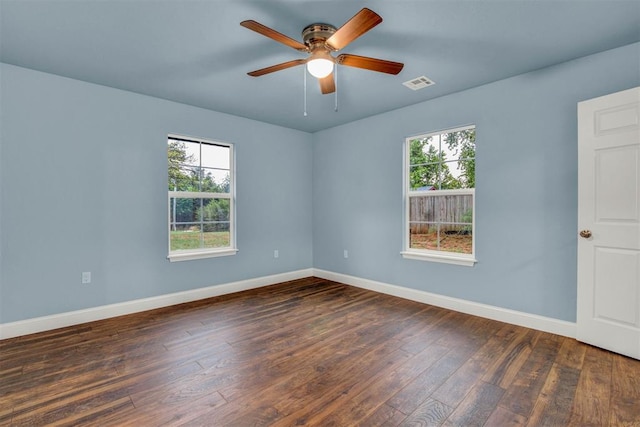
left=302, top=23, right=336, bottom=47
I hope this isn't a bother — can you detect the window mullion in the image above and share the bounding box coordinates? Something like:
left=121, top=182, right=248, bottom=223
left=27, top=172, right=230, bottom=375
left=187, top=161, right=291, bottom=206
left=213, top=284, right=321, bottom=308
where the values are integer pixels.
left=198, top=197, right=203, bottom=248
left=168, top=191, right=230, bottom=199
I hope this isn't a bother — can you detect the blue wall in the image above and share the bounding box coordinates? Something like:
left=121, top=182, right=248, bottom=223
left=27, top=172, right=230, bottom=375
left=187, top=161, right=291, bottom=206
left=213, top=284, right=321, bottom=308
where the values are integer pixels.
left=312, top=42, right=640, bottom=322
left=0, top=64, right=313, bottom=323
left=1, top=42, right=638, bottom=326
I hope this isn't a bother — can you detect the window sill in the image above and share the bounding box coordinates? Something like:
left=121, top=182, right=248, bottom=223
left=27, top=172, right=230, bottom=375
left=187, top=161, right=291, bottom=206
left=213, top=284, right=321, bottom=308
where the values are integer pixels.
left=401, top=251, right=476, bottom=267
left=168, top=248, right=238, bottom=262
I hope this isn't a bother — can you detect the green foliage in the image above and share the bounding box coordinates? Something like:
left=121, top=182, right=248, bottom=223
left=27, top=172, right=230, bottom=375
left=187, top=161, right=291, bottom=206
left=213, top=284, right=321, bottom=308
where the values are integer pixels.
left=170, top=197, right=230, bottom=230
left=198, top=199, right=230, bottom=232
left=168, top=140, right=229, bottom=193
left=168, top=140, right=193, bottom=190
left=409, top=138, right=458, bottom=190
left=444, top=129, right=476, bottom=189
left=461, top=208, right=473, bottom=233
left=409, top=129, right=476, bottom=190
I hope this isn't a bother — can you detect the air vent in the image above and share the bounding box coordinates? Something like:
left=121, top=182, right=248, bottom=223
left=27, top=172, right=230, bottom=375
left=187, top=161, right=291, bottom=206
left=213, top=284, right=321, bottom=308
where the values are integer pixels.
left=403, top=75, right=435, bottom=91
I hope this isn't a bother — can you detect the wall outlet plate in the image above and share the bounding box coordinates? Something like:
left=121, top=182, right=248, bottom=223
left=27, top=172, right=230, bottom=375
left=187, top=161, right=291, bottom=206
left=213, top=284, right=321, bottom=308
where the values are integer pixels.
left=81, top=271, right=91, bottom=284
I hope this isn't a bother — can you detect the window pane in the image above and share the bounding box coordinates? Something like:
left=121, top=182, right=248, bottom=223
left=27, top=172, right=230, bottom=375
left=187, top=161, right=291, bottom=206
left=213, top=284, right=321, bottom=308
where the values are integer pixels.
left=203, top=222, right=229, bottom=233
left=409, top=222, right=472, bottom=254
left=169, top=224, right=231, bottom=251
left=201, top=168, right=230, bottom=193
left=409, top=136, right=439, bottom=167
left=409, top=194, right=473, bottom=254
left=409, top=195, right=437, bottom=222
left=441, top=159, right=475, bottom=189
left=409, top=165, right=439, bottom=190
left=438, top=160, right=474, bottom=190
left=201, top=198, right=230, bottom=222
left=439, top=224, right=472, bottom=254
left=409, top=222, right=441, bottom=250
left=170, top=197, right=200, bottom=224
left=442, top=129, right=475, bottom=189
left=182, top=141, right=200, bottom=166
left=170, top=226, right=203, bottom=251
left=168, top=139, right=200, bottom=167
left=409, top=129, right=475, bottom=191
left=169, top=166, right=201, bottom=191
left=202, top=222, right=230, bottom=248
left=442, top=130, right=476, bottom=159
left=439, top=160, right=461, bottom=189
left=201, top=144, right=230, bottom=169
left=169, top=197, right=231, bottom=251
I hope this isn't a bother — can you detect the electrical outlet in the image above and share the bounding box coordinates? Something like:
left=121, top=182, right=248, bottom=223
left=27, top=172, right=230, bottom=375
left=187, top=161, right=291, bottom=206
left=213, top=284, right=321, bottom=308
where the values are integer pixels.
left=274, top=249, right=279, bottom=259
left=344, top=250, right=349, bottom=259
left=81, top=271, right=91, bottom=284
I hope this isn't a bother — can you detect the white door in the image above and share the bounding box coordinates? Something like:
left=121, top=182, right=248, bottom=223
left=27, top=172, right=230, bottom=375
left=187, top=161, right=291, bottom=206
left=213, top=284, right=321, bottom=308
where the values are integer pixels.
left=577, top=86, right=640, bottom=360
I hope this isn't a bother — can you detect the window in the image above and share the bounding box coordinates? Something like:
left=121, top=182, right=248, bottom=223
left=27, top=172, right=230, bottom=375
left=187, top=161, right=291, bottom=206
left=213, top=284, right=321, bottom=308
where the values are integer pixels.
left=167, top=134, right=236, bottom=262
left=402, top=125, right=476, bottom=266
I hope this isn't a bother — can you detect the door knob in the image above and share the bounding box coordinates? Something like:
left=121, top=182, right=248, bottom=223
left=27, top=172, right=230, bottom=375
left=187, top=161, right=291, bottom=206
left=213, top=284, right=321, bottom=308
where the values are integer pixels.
left=579, top=230, right=592, bottom=239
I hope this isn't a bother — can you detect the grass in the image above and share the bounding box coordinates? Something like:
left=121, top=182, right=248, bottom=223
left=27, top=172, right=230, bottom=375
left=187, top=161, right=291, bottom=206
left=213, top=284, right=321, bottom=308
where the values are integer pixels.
left=171, top=230, right=471, bottom=254
left=410, top=231, right=472, bottom=254
left=170, top=231, right=230, bottom=251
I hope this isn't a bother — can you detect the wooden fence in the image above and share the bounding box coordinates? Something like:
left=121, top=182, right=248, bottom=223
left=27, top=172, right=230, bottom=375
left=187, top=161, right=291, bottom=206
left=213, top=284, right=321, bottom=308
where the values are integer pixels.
left=409, top=194, right=473, bottom=234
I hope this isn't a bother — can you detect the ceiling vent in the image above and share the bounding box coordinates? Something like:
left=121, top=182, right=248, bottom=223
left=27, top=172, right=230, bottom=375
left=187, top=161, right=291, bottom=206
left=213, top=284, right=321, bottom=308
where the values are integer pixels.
left=403, top=75, right=435, bottom=91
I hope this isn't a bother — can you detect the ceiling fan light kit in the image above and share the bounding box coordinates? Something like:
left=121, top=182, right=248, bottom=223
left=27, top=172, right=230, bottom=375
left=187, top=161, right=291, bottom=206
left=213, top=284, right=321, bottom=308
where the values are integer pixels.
left=307, top=59, right=334, bottom=79
left=240, top=8, right=404, bottom=96
left=306, top=55, right=334, bottom=78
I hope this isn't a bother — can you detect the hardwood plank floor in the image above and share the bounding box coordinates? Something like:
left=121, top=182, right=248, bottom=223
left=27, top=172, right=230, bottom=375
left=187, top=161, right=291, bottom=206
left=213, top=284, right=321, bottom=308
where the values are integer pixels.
left=1, top=277, right=639, bottom=426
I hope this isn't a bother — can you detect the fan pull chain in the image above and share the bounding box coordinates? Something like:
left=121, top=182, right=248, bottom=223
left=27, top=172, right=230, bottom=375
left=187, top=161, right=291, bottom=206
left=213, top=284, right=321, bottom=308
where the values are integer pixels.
left=334, top=64, right=338, bottom=112
left=303, top=66, right=308, bottom=117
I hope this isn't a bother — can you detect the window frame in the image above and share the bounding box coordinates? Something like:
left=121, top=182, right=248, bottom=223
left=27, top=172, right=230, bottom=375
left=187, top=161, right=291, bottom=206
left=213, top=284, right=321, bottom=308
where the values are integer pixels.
left=401, top=125, right=477, bottom=266
left=167, top=134, right=237, bottom=262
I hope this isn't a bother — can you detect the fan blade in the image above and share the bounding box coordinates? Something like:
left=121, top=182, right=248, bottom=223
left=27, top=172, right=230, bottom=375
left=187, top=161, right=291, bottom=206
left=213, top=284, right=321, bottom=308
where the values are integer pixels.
left=247, top=59, right=306, bottom=76
left=325, top=8, right=382, bottom=51
left=240, top=20, right=308, bottom=52
left=319, top=73, right=336, bottom=94
left=337, top=54, right=404, bottom=75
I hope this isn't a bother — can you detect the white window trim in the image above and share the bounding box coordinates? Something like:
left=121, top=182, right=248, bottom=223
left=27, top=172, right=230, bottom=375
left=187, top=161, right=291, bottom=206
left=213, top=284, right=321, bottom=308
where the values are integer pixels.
left=168, top=247, right=238, bottom=263
left=402, top=127, right=477, bottom=266
left=167, top=134, right=237, bottom=262
left=400, top=251, right=476, bottom=266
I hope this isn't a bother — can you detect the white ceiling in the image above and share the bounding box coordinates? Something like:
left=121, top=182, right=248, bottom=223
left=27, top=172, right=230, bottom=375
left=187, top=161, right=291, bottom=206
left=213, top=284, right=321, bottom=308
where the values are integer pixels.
left=1, top=0, right=639, bottom=133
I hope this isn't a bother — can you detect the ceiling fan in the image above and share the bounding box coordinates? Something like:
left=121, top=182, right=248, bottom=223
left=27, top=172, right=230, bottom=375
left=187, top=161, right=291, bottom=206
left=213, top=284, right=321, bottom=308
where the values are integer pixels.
left=240, top=8, right=404, bottom=95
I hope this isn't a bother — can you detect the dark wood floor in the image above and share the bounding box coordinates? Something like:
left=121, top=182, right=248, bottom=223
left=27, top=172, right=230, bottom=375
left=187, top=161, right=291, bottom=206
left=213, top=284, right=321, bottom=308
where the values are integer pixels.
left=1, top=277, right=639, bottom=426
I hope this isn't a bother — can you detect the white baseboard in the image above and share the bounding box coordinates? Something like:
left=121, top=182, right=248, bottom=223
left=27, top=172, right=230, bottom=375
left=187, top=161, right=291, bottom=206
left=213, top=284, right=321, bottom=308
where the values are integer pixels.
left=313, top=269, right=577, bottom=338
left=1, top=267, right=577, bottom=341
left=0, top=268, right=314, bottom=340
